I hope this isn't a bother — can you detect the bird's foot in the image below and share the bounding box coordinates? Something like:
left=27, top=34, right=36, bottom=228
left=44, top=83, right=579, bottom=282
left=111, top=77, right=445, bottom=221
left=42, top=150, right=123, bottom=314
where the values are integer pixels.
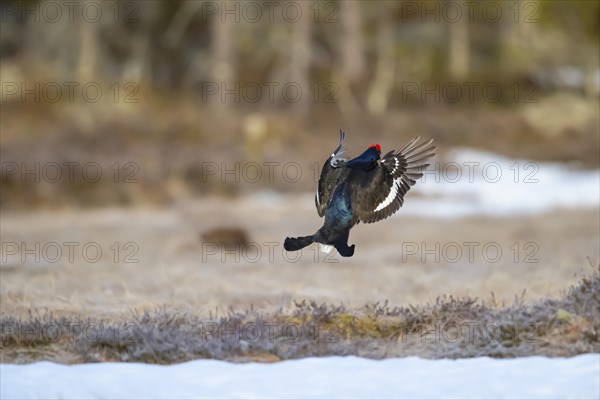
left=336, top=244, right=355, bottom=257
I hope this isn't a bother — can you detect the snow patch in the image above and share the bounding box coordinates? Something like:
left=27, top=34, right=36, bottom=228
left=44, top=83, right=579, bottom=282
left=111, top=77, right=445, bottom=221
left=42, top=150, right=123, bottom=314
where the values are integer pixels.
left=2, top=354, right=599, bottom=399
left=403, top=148, right=599, bottom=218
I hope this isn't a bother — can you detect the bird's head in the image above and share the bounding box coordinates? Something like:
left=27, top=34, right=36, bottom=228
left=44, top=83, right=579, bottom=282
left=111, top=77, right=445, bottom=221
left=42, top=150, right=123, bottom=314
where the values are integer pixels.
left=368, top=143, right=381, bottom=156
left=361, top=143, right=381, bottom=161
left=346, top=143, right=381, bottom=168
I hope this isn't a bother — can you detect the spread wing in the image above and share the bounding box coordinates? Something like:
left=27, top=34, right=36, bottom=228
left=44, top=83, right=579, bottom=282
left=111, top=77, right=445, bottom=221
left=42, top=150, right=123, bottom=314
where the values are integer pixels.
left=315, top=129, right=351, bottom=217
left=352, top=137, right=436, bottom=224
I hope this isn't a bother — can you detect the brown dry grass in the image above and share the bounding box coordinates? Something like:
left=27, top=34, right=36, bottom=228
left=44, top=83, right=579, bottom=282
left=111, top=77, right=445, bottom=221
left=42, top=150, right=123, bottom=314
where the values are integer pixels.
left=1, top=266, right=598, bottom=364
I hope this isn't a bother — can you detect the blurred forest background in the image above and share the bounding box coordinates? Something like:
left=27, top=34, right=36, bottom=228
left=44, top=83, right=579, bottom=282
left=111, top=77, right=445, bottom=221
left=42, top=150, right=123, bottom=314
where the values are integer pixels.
left=1, top=0, right=599, bottom=208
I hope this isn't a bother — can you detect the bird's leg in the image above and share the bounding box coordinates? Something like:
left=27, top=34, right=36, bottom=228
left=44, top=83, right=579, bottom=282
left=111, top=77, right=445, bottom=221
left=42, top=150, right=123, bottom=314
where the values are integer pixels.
left=333, top=229, right=355, bottom=257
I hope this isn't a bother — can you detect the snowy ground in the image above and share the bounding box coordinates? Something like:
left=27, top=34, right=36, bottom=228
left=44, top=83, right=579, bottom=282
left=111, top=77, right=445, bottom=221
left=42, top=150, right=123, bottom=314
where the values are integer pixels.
left=2, top=354, right=599, bottom=399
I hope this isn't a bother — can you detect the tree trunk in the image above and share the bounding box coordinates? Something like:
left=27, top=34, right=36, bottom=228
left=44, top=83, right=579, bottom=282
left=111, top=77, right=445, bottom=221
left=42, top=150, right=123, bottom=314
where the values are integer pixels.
left=210, top=9, right=236, bottom=111
left=448, top=1, right=469, bottom=80
left=289, top=1, right=311, bottom=116
left=341, top=1, right=365, bottom=83
left=76, top=0, right=98, bottom=84
left=336, top=1, right=365, bottom=117
left=122, top=1, right=158, bottom=85
left=367, top=18, right=395, bottom=116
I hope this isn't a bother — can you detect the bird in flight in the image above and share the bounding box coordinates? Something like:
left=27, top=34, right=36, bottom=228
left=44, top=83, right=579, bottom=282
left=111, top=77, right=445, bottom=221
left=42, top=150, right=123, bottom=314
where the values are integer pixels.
left=284, top=130, right=435, bottom=257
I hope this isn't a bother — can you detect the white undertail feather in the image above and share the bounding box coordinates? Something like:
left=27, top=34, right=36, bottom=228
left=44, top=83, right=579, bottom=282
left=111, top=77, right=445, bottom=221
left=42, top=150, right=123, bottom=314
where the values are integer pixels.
left=320, top=244, right=334, bottom=253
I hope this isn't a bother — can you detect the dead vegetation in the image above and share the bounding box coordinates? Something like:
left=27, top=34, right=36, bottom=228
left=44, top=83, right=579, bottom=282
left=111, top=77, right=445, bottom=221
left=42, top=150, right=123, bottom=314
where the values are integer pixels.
left=1, top=267, right=598, bottom=364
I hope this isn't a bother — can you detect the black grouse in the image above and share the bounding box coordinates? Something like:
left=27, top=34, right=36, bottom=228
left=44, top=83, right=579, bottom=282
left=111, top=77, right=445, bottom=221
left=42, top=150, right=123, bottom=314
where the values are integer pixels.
left=284, top=130, right=435, bottom=257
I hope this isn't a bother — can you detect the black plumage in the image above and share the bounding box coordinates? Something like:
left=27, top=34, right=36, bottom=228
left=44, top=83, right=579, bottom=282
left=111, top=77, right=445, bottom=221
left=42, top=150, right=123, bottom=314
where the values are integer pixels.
left=284, top=130, right=435, bottom=257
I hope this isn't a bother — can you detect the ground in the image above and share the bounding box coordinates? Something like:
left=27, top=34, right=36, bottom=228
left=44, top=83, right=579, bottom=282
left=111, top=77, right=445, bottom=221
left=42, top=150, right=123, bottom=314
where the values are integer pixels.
left=1, top=196, right=598, bottom=315
left=1, top=195, right=598, bottom=363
